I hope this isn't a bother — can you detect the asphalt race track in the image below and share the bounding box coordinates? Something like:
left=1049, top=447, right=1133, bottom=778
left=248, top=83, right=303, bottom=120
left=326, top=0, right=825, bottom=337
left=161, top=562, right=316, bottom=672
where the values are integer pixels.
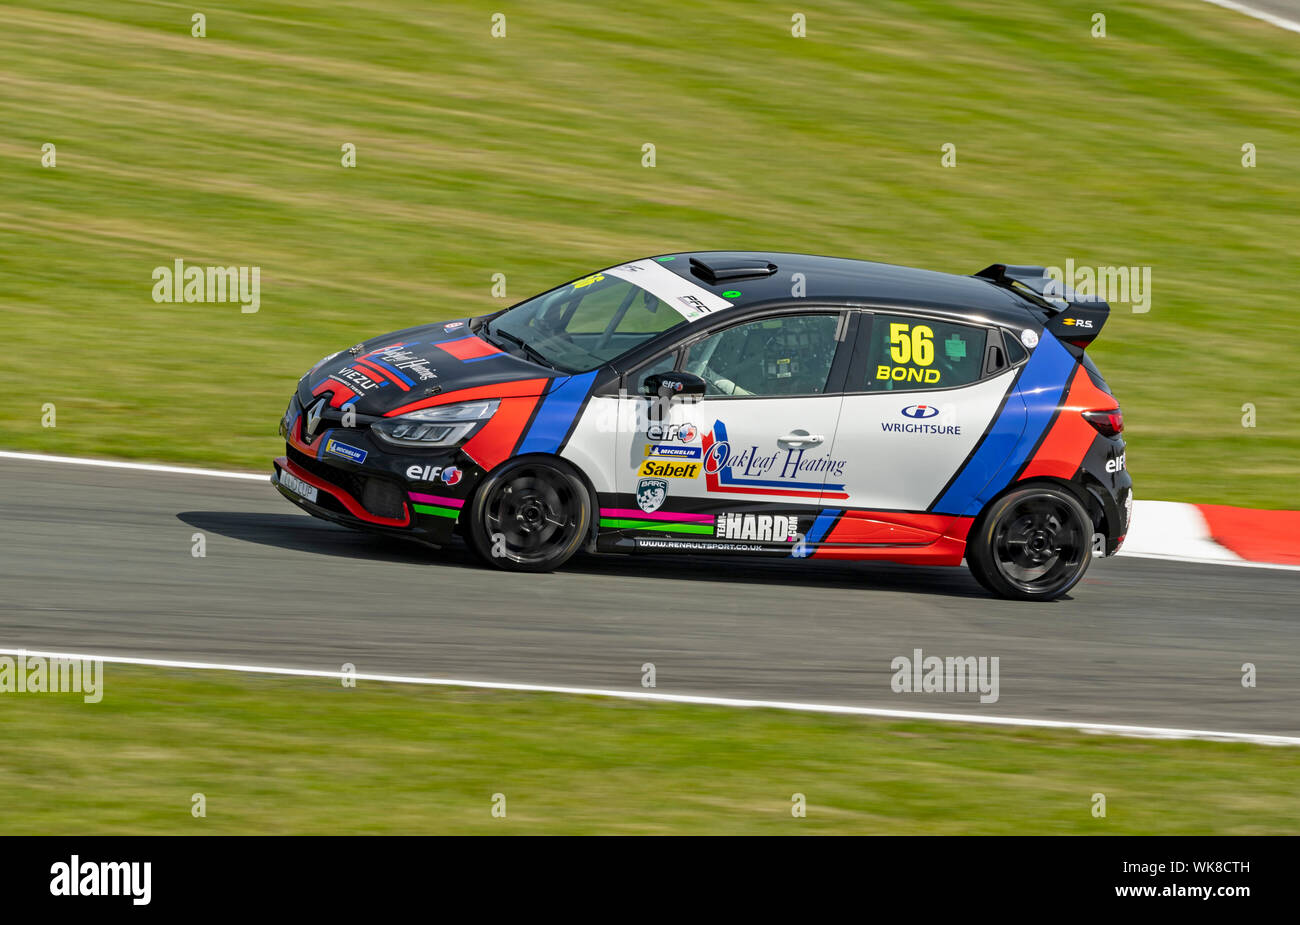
left=1, top=457, right=1296, bottom=736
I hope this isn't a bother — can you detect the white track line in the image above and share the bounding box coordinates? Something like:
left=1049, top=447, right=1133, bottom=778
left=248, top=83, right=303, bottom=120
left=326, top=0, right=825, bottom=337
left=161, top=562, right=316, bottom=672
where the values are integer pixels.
left=1199, top=0, right=1300, bottom=35
left=1119, top=550, right=1300, bottom=571
left=7, top=450, right=1298, bottom=571
left=3, top=646, right=1297, bottom=746
left=0, top=450, right=266, bottom=481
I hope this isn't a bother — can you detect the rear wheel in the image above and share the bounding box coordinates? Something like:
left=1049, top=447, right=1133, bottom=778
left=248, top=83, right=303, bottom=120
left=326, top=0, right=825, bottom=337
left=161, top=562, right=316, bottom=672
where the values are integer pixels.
left=467, top=458, right=590, bottom=572
left=967, top=486, right=1092, bottom=601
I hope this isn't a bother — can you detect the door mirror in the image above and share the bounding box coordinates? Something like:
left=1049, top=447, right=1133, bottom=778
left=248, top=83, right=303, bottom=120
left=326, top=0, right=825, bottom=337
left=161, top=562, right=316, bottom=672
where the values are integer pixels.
left=643, top=370, right=706, bottom=401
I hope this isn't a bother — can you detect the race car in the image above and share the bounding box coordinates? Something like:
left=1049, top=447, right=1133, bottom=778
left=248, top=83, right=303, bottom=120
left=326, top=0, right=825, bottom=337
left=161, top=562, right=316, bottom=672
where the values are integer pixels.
left=272, top=252, right=1131, bottom=600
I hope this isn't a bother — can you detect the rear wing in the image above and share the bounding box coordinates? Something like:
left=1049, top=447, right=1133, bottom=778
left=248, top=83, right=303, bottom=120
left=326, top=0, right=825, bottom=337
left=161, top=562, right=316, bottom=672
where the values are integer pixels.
left=973, top=264, right=1109, bottom=348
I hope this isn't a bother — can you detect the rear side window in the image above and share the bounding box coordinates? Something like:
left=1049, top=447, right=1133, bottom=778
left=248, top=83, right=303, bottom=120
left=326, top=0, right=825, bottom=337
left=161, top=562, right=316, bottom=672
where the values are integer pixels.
left=857, top=314, right=988, bottom=392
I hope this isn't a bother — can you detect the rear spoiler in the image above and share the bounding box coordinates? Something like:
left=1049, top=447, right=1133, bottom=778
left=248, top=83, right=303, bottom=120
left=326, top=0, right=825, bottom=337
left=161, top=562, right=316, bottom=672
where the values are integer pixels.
left=973, top=264, right=1109, bottom=348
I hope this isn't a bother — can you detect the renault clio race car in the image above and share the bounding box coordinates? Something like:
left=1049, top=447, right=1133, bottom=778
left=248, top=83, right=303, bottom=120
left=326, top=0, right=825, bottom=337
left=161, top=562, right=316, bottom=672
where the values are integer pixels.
left=272, top=253, right=1131, bottom=600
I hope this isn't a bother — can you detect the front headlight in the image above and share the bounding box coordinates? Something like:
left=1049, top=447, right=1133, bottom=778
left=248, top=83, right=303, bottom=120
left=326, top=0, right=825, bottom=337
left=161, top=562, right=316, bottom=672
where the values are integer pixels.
left=371, top=399, right=499, bottom=447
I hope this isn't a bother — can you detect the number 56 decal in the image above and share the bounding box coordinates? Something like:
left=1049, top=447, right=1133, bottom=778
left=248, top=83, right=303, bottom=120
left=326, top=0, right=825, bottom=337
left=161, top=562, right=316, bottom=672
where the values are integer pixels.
left=878, top=323, right=941, bottom=384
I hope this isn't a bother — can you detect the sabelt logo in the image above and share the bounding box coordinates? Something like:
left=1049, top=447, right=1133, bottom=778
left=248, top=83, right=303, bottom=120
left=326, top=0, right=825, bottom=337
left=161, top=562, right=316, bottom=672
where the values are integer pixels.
left=902, top=404, right=940, bottom=419
left=637, top=460, right=701, bottom=479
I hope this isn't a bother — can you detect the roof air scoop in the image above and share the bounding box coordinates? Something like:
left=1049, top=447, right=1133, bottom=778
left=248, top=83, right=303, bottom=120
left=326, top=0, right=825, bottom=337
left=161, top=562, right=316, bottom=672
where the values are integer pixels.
left=688, top=257, right=778, bottom=285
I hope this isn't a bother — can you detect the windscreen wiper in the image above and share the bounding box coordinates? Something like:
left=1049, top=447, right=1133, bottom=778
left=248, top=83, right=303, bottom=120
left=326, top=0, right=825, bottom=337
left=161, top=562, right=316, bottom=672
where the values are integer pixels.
left=489, top=325, right=555, bottom=369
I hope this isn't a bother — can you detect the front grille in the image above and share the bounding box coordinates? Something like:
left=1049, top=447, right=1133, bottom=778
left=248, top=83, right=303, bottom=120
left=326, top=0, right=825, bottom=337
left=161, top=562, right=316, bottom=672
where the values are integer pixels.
left=285, top=447, right=406, bottom=520
left=362, top=479, right=406, bottom=519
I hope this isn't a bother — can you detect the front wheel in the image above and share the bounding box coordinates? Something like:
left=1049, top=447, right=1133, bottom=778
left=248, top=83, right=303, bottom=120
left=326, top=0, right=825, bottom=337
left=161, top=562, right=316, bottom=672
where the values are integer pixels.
left=467, top=458, right=590, bottom=572
left=967, top=486, right=1092, bottom=601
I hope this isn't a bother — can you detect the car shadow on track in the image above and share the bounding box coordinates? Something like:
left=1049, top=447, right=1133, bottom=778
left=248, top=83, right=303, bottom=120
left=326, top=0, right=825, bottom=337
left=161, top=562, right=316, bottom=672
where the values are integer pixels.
left=178, top=511, right=434, bottom=565
left=177, top=510, right=999, bottom=601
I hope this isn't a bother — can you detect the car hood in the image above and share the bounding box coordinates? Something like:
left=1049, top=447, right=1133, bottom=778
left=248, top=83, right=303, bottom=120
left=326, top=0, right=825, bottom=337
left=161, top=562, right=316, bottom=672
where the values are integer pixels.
left=297, top=320, right=561, bottom=415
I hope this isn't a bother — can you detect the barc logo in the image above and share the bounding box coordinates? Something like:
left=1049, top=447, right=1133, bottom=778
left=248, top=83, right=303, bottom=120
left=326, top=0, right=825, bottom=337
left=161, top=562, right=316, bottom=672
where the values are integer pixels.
left=902, top=404, right=940, bottom=419
left=637, top=477, right=668, bottom=513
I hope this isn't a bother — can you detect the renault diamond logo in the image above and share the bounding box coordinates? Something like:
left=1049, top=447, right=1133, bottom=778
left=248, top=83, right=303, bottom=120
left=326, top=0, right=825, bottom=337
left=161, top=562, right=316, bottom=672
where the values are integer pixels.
left=304, top=398, right=326, bottom=440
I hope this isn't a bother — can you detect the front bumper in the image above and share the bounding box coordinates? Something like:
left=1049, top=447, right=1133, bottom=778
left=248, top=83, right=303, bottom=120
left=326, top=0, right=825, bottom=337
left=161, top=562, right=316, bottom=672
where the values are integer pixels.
left=271, top=455, right=441, bottom=546
left=274, top=390, right=483, bottom=545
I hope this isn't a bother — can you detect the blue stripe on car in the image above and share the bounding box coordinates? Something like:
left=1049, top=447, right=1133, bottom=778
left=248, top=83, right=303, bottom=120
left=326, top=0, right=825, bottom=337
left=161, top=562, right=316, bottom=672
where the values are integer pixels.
left=805, top=510, right=838, bottom=544
left=365, top=357, right=416, bottom=386
left=314, top=428, right=335, bottom=460
left=932, top=331, right=1076, bottom=516
left=515, top=371, right=600, bottom=455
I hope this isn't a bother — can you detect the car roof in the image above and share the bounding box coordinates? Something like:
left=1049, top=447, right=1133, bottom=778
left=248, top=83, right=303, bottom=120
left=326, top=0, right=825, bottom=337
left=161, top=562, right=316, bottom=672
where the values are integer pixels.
left=652, top=251, right=1044, bottom=328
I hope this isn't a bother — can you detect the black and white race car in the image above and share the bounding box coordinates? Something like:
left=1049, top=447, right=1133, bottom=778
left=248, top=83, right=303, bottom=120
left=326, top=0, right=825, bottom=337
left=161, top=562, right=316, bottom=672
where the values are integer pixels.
left=273, top=252, right=1131, bottom=600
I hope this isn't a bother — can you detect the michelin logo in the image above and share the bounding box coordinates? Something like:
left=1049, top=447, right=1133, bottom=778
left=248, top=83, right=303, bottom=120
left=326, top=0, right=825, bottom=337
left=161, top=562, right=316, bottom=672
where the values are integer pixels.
left=324, top=438, right=367, bottom=463
left=644, top=444, right=702, bottom=459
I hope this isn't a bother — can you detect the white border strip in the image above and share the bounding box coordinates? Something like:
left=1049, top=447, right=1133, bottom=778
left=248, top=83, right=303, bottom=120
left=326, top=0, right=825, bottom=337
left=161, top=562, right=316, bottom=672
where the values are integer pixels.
left=4, top=646, right=1297, bottom=746
left=1120, top=499, right=1300, bottom=572
left=0, top=450, right=267, bottom=482
left=1199, top=0, right=1300, bottom=35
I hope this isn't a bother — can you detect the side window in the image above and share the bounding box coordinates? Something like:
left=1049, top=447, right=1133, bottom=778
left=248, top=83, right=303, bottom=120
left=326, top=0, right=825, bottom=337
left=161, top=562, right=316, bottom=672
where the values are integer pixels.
left=859, top=314, right=988, bottom=392
left=683, top=313, right=840, bottom=397
left=632, top=350, right=680, bottom=394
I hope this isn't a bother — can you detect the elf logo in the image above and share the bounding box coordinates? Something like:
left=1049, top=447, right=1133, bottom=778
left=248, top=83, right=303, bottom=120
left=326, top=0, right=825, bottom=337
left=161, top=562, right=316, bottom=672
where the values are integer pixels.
left=901, top=404, right=940, bottom=419
left=646, top=422, right=698, bottom=443
left=405, top=464, right=463, bottom=484
left=1105, top=453, right=1126, bottom=474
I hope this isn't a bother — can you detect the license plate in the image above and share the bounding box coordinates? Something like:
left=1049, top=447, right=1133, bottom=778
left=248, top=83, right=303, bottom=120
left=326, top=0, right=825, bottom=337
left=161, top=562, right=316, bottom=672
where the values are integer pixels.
left=278, top=469, right=318, bottom=503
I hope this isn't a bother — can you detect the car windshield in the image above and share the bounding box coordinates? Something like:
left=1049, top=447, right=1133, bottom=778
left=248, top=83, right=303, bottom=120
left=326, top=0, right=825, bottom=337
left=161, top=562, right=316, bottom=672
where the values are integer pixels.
left=486, top=272, right=687, bottom=372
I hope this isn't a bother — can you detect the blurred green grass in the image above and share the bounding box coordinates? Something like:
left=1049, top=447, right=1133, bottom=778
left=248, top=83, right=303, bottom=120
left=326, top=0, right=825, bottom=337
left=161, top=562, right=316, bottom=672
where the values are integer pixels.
left=2, top=665, right=1297, bottom=834
left=1, top=0, right=1297, bottom=506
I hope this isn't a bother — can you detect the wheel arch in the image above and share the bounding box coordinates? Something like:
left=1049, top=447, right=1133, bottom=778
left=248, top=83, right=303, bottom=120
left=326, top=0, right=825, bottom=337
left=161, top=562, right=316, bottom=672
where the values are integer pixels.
left=459, top=451, right=602, bottom=548
left=969, top=475, right=1097, bottom=548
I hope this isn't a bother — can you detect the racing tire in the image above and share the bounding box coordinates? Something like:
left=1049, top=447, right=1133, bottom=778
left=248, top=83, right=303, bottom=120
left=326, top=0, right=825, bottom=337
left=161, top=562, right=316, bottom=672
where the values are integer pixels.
left=967, top=486, right=1092, bottom=601
left=467, top=457, right=591, bottom=573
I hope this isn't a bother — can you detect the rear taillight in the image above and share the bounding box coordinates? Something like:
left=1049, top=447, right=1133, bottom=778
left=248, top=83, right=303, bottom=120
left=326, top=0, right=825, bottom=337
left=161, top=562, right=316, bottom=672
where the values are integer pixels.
left=1082, top=408, right=1123, bottom=436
